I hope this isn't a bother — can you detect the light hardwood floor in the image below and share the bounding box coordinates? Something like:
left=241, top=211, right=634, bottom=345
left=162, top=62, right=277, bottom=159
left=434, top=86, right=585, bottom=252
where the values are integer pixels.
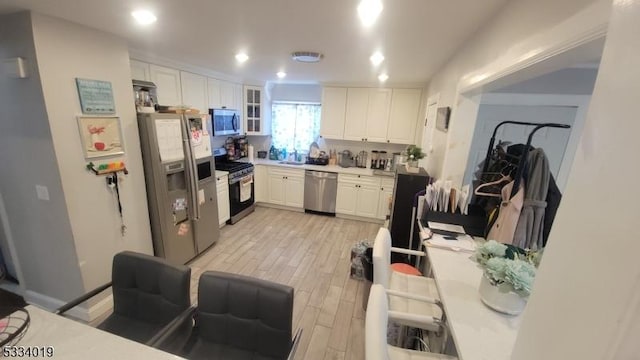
left=188, top=206, right=381, bottom=360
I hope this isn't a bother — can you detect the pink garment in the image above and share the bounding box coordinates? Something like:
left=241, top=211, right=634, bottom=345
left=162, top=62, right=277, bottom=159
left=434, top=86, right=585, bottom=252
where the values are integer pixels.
left=487, top=180, right=525, bottom=245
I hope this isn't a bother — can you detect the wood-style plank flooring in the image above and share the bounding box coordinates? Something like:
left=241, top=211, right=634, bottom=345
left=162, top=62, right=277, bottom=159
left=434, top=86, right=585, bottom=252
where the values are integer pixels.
left=188, top=206, right=381, bottom=360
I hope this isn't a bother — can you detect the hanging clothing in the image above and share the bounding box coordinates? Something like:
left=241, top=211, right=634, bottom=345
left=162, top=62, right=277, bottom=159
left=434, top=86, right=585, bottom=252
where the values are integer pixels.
left=543, top=174, right=562, bottom=247
left=487, top=180, right=525, bottom=244
left=513, top=149, right=551, bottom=250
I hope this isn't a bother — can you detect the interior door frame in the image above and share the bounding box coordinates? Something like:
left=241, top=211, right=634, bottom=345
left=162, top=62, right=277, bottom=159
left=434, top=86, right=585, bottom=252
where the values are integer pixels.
left=468, top=93, right=593, bottom=190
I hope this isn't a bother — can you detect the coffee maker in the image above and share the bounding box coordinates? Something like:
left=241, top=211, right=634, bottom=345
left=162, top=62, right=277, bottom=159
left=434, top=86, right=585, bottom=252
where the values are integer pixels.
left=371, top=150, right=388, bottom=170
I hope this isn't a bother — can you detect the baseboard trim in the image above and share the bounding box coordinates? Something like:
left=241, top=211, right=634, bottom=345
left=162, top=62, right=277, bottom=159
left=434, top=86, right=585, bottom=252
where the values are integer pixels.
left=255, top=203, right=305, bottom=213
left=24, top=290, right=112, bottom=322
left=335, top=213, right=385, bottom=225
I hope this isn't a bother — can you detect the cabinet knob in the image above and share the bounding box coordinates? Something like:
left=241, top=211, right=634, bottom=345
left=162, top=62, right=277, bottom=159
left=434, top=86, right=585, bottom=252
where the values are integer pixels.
left=357, top=175, right=361, bottom=178
left=387, top=140, right=390, bottom=143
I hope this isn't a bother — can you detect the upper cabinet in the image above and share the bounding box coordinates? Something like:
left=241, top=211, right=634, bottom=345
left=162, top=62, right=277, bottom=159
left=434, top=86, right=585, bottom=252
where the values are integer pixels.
left=208, top=79, right=243, bottom=111
left=365, top=89, right=392, bottom=142
left=387, top=89, right=422, bottom=144
left=344, top=88, right=370, bottom=141
left=149, top=64, right=182, bottom=106
left=180, top=71, right=208, bottom=114
left=320, top=87, right=347, bottom=139
left=131, top=60, right=245, bottom=121
left=321, top=86, right=421, bottom=145
left=344, top=88, right=392, bottom=142
left=130, top=60, right=150, bottom=81
left=244, top=86, right=271, bottom=136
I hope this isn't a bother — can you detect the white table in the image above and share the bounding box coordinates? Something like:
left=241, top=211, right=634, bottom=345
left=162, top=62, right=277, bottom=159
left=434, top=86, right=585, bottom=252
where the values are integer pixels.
left=13, top=305, right=184, bottom=359
left=418, top=224, right=522, bottom=360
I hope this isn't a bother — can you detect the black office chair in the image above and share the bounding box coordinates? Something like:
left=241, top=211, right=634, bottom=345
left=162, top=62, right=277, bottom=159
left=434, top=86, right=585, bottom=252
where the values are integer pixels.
left=156, top=271, right=302, bottom=360
left=57, top=251, right=191, bottom=346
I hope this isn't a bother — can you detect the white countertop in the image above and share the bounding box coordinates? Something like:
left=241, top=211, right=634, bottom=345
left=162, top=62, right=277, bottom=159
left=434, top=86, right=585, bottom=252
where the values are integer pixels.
left=17, top=305, right=184, bottom=359
left=419, top=227, right=522, bottom=360
left=248, top=158, right=396, bottom=177
left=215, top=170, right=229, bottom=177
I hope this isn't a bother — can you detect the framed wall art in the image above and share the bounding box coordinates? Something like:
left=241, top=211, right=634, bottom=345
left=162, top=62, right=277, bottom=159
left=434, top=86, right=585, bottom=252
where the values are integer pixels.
left=77, top=116, right=125, bottom=159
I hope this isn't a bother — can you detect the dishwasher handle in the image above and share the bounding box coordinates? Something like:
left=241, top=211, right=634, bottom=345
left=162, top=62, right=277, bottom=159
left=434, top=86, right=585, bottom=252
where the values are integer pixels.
left=305, top=170, right=338, bottom=180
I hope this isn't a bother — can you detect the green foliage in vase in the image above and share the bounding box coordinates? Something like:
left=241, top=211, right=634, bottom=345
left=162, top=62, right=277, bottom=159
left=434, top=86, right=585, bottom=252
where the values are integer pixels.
left=475, top=240, right=542, bottom=297
left=405, top=145, right=425, bottom=161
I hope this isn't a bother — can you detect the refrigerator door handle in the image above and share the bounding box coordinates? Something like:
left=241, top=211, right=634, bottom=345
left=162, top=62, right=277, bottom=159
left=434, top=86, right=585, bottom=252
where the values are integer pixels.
left=182, top=116, right=201, bottom=221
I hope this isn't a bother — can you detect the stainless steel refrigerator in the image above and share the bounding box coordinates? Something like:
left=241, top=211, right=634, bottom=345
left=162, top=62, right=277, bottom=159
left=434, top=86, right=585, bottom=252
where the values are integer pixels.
left=137, top=113, right=219, bottom=265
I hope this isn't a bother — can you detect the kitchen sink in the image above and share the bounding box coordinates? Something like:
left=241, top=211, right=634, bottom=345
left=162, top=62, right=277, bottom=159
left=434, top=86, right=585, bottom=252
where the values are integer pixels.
left=278, top=161, right=305, bottom=166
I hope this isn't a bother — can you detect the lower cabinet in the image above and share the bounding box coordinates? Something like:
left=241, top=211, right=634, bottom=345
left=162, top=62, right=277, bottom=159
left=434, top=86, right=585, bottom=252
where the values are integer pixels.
left=216, top=174, right=230, bottom=226
left=336, top=174, right=381, bottom=218
left=377, top=178, right=395, bottom=220
left=254, top=165, right=268, bottom=202
left=266, top=167, right=304, bottom=208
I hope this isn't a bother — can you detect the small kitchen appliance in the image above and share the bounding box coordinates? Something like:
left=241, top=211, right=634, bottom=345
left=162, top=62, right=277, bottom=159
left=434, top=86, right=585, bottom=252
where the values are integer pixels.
left=356, top=151, right=368, bottom=168
left=339, top=150, right=355, bottom=168
left=132, top=80, right=158, bottom=113
left=209, top=108, right=240, bottom=136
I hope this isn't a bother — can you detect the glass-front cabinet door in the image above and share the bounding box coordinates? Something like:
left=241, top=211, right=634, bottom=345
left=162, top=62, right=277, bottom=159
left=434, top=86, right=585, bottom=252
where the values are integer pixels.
left=244, top=86, right=270, bottom=135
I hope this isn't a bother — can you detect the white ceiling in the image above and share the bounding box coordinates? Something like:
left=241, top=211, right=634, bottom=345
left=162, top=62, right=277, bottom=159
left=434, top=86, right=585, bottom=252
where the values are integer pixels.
left=0, top=0, right=509, bottom=85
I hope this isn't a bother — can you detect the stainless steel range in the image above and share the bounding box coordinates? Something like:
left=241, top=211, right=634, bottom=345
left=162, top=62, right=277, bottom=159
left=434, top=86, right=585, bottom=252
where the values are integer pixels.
left=214, top=148, right=255, bottom=224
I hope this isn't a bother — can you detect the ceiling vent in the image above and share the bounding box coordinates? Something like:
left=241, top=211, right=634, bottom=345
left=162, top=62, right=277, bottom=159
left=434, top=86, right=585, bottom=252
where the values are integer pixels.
left=291, top=51, right=324, bottom=63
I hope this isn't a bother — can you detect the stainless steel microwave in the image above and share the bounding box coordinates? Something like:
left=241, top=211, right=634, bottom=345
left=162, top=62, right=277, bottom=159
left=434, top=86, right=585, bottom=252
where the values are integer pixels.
left=209, top=108, right=240, bottom=136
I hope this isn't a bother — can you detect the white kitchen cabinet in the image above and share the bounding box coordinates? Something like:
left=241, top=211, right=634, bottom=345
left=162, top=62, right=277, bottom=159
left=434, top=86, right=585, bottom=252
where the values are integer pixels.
left=366, top=89, right=392, bottom=142
left=207, top=78, right=223, bottom=109
left=357, top=185, right=380, bottom=218
left=220, top=81, right=235, bottom=110
left=130, top=59, right=150, bottom=81
left=267, top=167, right=304, bottom=208
left=284, top=175, right=304, bottom=208
left=336, top=174, right=381, bottom=218
left=244, top=86, right=271, bottom=135
left=336, top=182, right=358, bottom=215
left=377, top=178, right=395, bottom=220
left=343, top=88, right=391, bottom=143
left=268, top=174, right=286, bottom=205
left=180, top=71, right=208, bottom=114
left=387, top=89, right=422, bottom=144
left=150, top=64, right=182, bottom=106
left=208, top=79, right=242, bottom=110
left=216, top=174, right=230, bottom=226
left=343, top=88, right=369, bottom=141
left=320, top=87, right=347, bottom=139
left=254, top=165, right=268, bottom=203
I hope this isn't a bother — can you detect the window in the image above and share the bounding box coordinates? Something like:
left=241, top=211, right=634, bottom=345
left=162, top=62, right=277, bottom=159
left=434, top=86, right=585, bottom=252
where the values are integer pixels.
left=271, top=102, right=321, bottom=152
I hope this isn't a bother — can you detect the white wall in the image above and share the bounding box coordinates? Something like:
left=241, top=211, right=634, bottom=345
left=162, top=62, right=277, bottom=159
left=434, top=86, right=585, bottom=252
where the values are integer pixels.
left=28, top=13, right=153, bottom=315
left=0, top=11, right=85, bottom=302
left=422, top=0, right=611, bottom=186
left=269, top=83, right=322, bottom=103
left=512, top=0, right=640, bottom=357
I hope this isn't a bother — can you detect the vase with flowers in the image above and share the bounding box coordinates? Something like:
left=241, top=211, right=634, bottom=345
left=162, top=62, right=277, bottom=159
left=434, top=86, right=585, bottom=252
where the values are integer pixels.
left=404, top=145, right=425, bottom=173
left=474, top=240, right=542, bottom=315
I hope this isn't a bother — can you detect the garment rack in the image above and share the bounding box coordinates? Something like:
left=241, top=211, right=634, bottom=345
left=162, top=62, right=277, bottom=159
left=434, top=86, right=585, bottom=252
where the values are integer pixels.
left=479, top=121, right=571, bottom=198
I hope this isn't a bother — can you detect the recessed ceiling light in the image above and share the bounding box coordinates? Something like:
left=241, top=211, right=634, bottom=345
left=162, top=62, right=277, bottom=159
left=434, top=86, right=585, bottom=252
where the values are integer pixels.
left=277, top=71, right=287, bottom=79
left=235, top=53, right=249, bottom=63
left=370, top=51, right=384, bottom=66
left=131, top=10, right=157, bottom=25
left=378, top=73, right=389, bottom=82
left=358, top=0, right=383, bottom=27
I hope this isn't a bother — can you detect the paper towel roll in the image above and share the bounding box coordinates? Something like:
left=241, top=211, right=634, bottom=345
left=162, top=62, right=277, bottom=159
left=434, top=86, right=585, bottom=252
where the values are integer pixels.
left=248, top=145, right=254, bottom=162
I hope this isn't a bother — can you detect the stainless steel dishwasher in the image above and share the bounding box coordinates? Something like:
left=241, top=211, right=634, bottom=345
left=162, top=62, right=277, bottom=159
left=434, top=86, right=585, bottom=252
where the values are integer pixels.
left=304, top=170, right=338, bottom=215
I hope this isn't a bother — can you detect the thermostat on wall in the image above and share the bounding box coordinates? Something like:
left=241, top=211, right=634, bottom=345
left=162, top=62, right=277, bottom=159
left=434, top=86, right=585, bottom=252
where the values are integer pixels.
left=435, top=106, right=451, bottom=132
left=2, top=57, right=28, bottom=79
